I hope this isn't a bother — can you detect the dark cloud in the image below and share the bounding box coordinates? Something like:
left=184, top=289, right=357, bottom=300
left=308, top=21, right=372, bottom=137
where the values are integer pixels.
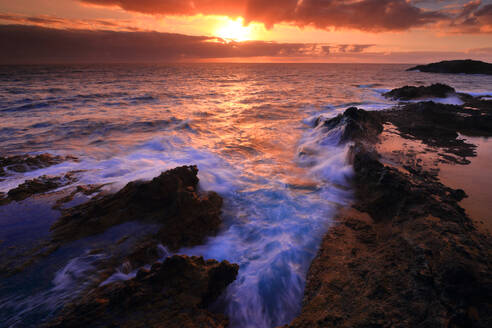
left=448, top=0, right=492, bottom=32
left=0, top=12, right=140, bottom=31
left=81, top=0, right=444, bottom=31
left=0, top=25, right=374, bottom=64
left=0, top=13, right=62, bottom=25
left=1, top=25, right=491, bottom=63
left=475, top=3, right=492, bottom=24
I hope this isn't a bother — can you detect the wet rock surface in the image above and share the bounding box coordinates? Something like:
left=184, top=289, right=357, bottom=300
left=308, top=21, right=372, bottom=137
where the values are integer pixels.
left=50, top=165, right=223, bottom=251
left=47, top=255, right=239, bottom=328
left=0, top=172, right=79, bottom=205
left=407, top=59, right=492, bottom=75
left=288, top=99, right=492, bottom=328
left=383, top=100, right=492, bottom=161
left=0, top=153, right=75, bottom=178
left=2, top=166, right=235, bottom=327
left=52, top=184, right=106, bottom=210
left=315, top=106, right=383, bottom=143
left=383, top=83, right=455, bottom=100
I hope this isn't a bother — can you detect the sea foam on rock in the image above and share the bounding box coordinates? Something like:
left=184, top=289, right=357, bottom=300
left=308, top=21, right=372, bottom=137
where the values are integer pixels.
left=315, top=106, right=383, bottom=144
left=0, top=172, right=79, bottom=205
left=0, top=153, right=76, bottom=178
left=50, top=165, right=223, bottom=251
left=47, top=255, right=239, bottom=328
left=44, top=166, right=238, bottom=328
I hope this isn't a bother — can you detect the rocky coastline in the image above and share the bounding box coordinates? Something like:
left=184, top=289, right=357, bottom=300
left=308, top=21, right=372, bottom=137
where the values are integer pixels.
left=1, top=84, right=491, bottom=327
left=1, top=165, right=238, bottom=327
left=288, top=86, right=492, bottom=328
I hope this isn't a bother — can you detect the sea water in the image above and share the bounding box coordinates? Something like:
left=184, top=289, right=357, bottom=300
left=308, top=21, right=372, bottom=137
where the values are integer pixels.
left=1, top=63, right=491, bottom=327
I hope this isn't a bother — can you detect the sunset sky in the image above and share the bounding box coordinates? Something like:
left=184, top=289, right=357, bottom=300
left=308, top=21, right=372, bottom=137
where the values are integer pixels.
left=1, top=0, right=491, bottom=63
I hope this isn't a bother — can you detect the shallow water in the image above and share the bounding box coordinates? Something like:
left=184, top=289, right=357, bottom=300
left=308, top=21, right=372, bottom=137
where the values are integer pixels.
left=1, top=64, right=492, bottom=327
left=440, top=136, right=492, bottom=233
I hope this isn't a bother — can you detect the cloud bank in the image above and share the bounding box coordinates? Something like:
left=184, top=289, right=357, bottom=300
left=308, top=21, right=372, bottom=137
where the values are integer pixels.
left=0, top=25, right=376, bottom=64
left=82, top=0, right=445, bottom=31
left=1, top=25, right=490, bottom=64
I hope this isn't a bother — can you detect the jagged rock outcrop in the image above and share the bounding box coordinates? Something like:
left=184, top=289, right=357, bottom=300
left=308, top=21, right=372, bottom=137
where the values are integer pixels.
left=50, top=166, right=223, bottom=251
left=47, top=255, right=239, bottom=328
left=315, top=106, right=383, bottom=143
left=0, top=153, right=75, bottom=177
left=0, top=173, right=78, bottom=205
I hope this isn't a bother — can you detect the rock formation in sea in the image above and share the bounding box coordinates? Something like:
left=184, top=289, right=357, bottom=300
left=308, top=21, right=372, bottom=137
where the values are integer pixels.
left=47, top=255, right=239, bottom=328
left=383, top=83, right=456, bottom=100
left=288, top=90, right=492, bottom=328
left=0, top=172, right=79, bottom=205
left=50, top=165, right=223, bottom=251
left=407, top=59, right=492, bottom=75
left=45, top=166, right=237, bottom=327
left=0, top=153, right=76, bottom=179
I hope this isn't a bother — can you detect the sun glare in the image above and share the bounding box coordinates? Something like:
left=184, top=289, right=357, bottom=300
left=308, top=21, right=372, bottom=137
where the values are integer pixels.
left=215, top=18, right=252, bottom=42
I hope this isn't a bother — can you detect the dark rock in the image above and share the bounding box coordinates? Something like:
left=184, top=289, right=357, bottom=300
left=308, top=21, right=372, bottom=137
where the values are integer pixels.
left=407, top=60, right=492, bottom=75
left=288, top=104, right=492, bottom=328
left=316, top=106, right=383, bottom=143
left=0, top=173, right=78, bottom=205
left=350, top=143, right=468, bottom=223
left=47, top=255, right=239, bottom=328
left=0, top=153, right=76, bottom=177
left=381, top=100, right=492, bottom=160
left=52, top=184, right=106, bottom=210
left=384, top=83, right=455, bottom=100
left=50, top=166, right=223, bottom=251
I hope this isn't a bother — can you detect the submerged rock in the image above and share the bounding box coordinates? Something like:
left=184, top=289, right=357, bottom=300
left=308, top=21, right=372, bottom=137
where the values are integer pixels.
left=50, top=166, right=223, bottom=251
left=407, top=59, right=492, bottom=75
left=384, top=83, right=456, bottom=100
left=47, top=255, right=239, bottom=328
left=288, top=105, right=492, bottom=328
left=0, top=173, right=78, bottom=205
left=0, top=153, right=75, bottom=177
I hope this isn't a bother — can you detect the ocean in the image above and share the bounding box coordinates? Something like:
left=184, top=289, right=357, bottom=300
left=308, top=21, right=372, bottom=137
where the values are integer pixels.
left=1, top=63, right=491, bottom=327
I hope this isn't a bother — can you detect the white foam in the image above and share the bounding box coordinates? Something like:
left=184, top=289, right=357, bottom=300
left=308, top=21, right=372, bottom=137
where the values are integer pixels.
left=0, top=116, right=353, bottom=328
left=0, top=251, right=106, bottom=327
left=0, top=136, right=239, bottom=195
left=426, top=95, right=464, bottom=105
left=100, top=245, right=172, bottom=286
left=458, top=91, right=492, bottom=97
left=179, top=113, right=353, bottom=327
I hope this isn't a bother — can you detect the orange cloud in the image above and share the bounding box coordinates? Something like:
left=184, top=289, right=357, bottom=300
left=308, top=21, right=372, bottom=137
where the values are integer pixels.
left=81, top=0, right=445, bottom=31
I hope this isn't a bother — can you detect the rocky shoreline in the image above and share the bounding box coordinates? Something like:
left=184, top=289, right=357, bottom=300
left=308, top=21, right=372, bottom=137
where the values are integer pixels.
left=288, top=86, right=492, bottom=327
left=47, top=255, right=238, bottom=328
left=1, top=165, right=238, bottom=327
left=1, top=84, right=491, bottom=327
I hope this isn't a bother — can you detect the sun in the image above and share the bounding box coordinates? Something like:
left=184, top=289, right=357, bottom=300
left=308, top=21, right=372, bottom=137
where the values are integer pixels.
left=215, top=18, right=252, bottom=42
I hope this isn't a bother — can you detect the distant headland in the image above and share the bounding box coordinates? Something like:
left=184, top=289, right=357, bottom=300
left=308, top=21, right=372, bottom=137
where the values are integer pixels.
left=407, top=59, right=492, bottom=75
